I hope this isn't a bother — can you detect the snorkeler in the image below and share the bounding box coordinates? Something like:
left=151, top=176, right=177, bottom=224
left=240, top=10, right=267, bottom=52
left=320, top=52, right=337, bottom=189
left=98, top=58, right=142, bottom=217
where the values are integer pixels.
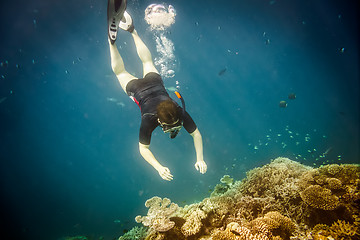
left=107, top=0, right=207, bottom=181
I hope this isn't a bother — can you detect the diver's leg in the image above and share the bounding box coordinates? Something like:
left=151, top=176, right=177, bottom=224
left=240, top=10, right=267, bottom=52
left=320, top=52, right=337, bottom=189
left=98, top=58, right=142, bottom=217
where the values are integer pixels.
left=131, top=30, right=159, bottom=77
left=108, top=39, right=136, bottom=93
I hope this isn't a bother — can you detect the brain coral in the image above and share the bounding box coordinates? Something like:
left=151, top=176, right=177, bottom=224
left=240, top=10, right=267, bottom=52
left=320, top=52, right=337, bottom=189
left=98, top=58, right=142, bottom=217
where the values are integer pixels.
left=300, top=185, right=339, bottom=210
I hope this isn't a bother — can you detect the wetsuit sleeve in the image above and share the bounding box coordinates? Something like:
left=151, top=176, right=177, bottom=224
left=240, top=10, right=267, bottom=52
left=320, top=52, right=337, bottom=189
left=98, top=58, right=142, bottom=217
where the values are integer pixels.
left=183, top=111, right=197, bottom=134
left=139, top=116, right=158, bottom=145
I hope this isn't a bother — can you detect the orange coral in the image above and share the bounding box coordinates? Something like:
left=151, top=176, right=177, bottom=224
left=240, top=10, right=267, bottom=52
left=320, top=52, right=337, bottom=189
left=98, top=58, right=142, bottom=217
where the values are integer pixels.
left=300, top=185, right=339, bottom=210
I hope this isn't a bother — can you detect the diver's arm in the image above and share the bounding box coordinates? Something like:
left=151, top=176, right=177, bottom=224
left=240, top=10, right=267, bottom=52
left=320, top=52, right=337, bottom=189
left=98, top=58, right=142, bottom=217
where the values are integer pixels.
left=190, top=128, right=207, bottom=174
left=139, top=143, right=173, bottom=181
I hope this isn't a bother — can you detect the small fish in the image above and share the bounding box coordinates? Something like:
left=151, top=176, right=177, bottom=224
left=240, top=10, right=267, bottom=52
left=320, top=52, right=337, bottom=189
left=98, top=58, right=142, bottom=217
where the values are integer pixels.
left=107, top=97, right=117, bottom=102
left=0, top=96, right=7, bottom=104
left=116, top=102, right=125, bottom=107
left=279, top=101, right=287, bottom=108
left=288, top=93, right=296, bottom=100
left=218, top=68, right=227, bottom=76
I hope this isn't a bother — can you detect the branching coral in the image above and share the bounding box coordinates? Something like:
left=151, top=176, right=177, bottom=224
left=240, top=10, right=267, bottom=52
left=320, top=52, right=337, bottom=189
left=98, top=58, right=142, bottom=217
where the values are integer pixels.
left=311, top=220, right=359, bottom=240
left=235, top=196, right=279, bottom=221
left=329, top=220, right=359, bottom=240
left=135, top=197, right=178, bottom=232
left=240, top=157, right=311, bottom=198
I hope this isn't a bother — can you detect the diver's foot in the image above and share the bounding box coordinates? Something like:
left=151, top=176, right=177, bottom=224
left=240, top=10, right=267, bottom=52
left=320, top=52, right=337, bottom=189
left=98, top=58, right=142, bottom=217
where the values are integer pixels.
left=119, top=11, right=134, bottom=33
left=107, top=0, right=127, bottom=44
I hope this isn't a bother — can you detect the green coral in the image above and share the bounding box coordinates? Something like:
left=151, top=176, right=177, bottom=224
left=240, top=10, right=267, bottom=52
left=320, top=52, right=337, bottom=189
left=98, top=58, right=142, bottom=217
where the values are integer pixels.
left=220, top=175, right=234, bottom=186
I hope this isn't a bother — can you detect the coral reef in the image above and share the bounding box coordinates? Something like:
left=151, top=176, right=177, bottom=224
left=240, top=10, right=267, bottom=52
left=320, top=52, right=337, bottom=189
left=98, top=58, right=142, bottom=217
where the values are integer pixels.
left=119, top=157, right=359, bottom=240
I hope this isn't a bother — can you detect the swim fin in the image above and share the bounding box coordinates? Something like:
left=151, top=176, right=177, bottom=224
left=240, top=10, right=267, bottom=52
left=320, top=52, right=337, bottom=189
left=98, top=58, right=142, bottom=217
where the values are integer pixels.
left=119, top=11, right=134, bottom=33
left=107, top=0, right=127, bottom=44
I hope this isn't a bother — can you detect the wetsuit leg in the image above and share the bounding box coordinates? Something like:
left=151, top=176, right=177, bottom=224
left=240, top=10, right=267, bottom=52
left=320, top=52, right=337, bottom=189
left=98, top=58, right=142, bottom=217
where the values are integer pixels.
left=131, top=30, right=159, bottom=77
left=108, top=39, right=137, bottom=93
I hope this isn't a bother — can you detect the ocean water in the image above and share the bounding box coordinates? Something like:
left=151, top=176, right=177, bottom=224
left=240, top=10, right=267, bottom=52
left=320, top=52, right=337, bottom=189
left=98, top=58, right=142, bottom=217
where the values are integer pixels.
left=0, top=0, right=358, bottom=239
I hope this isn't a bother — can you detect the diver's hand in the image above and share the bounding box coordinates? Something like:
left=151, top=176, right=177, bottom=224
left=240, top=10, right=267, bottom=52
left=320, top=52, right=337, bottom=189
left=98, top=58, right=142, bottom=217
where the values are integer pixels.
left=195, top=160, right=207, bottom=174
left=157, top=166, right=173, bottom=181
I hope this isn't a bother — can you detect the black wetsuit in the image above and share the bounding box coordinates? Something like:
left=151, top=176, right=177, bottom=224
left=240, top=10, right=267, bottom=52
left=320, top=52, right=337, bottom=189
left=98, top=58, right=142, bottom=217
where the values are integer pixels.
left=126, top=72, right=197, bottom=145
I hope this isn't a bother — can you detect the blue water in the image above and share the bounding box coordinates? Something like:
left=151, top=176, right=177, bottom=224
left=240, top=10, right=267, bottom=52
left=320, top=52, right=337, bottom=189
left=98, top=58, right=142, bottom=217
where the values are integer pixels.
left=0, top=0, right=358, bottom=239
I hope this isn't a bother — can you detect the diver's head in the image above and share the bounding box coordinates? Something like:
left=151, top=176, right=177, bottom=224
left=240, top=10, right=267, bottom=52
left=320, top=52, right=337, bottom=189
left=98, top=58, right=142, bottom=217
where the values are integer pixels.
left=157, top=100, right=183, bottom=138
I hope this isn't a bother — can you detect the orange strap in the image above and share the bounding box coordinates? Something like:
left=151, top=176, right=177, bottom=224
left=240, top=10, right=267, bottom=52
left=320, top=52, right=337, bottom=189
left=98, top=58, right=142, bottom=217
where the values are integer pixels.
left=174, top=91, right=182, bottom=99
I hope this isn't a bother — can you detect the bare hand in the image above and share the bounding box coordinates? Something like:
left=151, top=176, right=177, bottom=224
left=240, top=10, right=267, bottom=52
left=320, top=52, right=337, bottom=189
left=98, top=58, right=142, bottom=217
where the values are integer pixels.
left=195, top=161, right=207, bottom=174
left=157, top=166, right=173, bottom=181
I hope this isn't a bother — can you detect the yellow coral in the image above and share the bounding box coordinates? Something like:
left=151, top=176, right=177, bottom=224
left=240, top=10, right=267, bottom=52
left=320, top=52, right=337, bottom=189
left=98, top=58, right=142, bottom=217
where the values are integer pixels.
left=211, top=222, right=270, bottom=240
left=264, top=211, right=296, bottom=234
left=329, top=220, right=359, bottom=239
left=312, top=224, right=330, bottom=240
left=181, top=209, right=206, bottom=236
left=249, top=211, right=295, bottom=239
left=300, top=185, right=339, bottom=210
left=326, top=177, right=342, bottom=190
left=325, top=164, right=342, bottom=176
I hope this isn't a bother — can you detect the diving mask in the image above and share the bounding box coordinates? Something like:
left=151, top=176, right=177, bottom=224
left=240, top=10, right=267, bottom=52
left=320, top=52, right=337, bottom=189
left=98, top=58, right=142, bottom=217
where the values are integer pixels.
left=159, top=120, right=183, bottom=138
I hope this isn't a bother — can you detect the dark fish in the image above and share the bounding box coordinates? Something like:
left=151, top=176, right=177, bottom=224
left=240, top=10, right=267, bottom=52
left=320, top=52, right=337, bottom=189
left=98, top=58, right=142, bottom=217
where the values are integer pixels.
left=218, top=68, right=227, bottom=76
left=279, top=101, right=287, bottom=108
left=323, top=147, right=333, bottom=156
left=288, top=93, right=296, bottom=100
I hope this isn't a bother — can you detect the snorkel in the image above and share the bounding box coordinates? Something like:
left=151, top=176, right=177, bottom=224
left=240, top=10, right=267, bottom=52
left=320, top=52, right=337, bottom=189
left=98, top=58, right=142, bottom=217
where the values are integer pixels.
left=175, top=91, right=186, bottom=116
